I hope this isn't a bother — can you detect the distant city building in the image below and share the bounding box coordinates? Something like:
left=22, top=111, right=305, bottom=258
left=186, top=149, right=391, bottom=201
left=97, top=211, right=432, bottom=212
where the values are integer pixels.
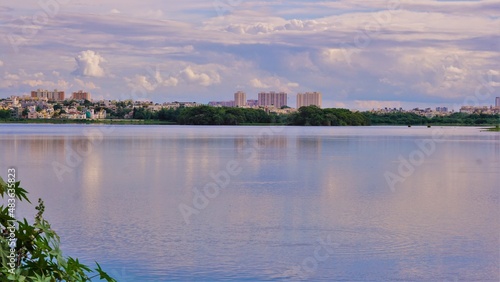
left=436, top=107, right=448, bottom=113
left=496, top=97, right=500, bottom=107
left=72, top=90, right=91, bottom=101
left=258, top=91, right=288, bottom=108
left=296, top=92, right=322, bottom=108
left=234, top=91, right=247, bottom=107
left=85, top=109, right=107, bottom=119
left=247, top=99, right=258, bottom=107
left=208, top=101, right=235, bottom=107
left=10, top=107, right=22, bottom=118
left=459, top=105, right=499, bottom=115
left=31, top=89, right=65, bottom=101
left=162, top=101, right=199, bottom=109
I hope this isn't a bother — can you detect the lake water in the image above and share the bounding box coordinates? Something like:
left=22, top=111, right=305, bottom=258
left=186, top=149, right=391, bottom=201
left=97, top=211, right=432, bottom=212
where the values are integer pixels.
left=0, top=124, right=499, bottom=281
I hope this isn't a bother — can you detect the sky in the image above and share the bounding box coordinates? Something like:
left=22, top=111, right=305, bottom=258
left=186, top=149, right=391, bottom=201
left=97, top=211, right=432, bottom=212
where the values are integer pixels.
left=0, top=0, right=499, bottom=110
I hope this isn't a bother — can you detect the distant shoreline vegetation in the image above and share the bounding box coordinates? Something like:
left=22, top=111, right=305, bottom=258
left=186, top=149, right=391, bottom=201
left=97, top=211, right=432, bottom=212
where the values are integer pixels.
left=1, top=106, right=499, bottom=127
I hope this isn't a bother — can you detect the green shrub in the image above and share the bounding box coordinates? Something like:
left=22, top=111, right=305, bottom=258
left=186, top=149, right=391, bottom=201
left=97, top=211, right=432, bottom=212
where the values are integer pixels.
left=0, top=176, right=115, bottom=281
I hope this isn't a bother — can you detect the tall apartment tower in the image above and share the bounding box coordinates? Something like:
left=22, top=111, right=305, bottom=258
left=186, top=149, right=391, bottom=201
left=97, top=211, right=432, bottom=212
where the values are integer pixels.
left=258, top=91, right=288, bottom=108
left=72, top=90, right=92, bottom=101
left=234, top=91, right=247, bottom=107
left=31, top=89, right=65, bottom=101
left=496, top=97, right=500, bottom=107
left=296, top=92, right=322, bottom=108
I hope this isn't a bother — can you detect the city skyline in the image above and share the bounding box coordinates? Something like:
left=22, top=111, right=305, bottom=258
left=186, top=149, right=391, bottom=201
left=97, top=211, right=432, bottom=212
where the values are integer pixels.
left=5, top=90, right=499, bottom=112
left=0, top=1, right=499, bottom=110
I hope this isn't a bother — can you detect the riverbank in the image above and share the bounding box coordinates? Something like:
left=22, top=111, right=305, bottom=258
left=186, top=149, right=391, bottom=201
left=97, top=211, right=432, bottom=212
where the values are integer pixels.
left=484, top=125, right=500, bottom=132
left=1, top=118, right=499, bottom=129
left=0, top=119, right=176, bottom=125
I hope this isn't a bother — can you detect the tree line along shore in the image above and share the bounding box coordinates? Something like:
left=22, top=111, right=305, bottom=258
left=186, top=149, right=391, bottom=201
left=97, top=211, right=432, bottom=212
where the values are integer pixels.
left=1, top=105, right=499, bottom=127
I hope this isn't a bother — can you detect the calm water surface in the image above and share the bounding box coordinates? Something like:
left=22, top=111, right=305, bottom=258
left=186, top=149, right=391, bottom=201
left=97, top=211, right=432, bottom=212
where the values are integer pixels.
left=0, top=124, right=499, bottom=281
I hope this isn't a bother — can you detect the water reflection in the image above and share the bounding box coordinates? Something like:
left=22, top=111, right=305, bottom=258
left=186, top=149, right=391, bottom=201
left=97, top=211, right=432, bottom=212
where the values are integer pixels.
left=296, top=137, right=322, bottom=158
left=0, top=125, right=498, bottom=281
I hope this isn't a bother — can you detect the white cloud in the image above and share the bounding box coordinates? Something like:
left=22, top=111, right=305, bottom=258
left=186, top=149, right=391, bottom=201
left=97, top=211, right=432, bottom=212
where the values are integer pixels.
left=0, top=72, right=67, bottom=89
left=4, top=73, right=20, bottom=80
left=161, top=45, right=194, bottom=54
left=0, top=60, right=4, bottom=67
left=23, top=80, right=45, bottom=87
left=320, top=48, right=351, bottom=65
left=56, top=79, right=70, bottom=90
left=74, top=78, right=99, bottom=90
left=162, top=77, right=178, bottom=87
left=249, top=78, right=269, bottom=88
left=125, top=70, right=178, bottom=92
left=180, top=66, right=220, bottom=86
left=73, top=50, right=106, bottom=77
left=249, top=77, right=299, bottom=92
left=137, top=9, right=164, bottom=19
left=154, top=69, right=178, bottom=87
left=126, top=75, right=157, bottom=91
left=224, top=19, right=329, bottom=34
left=379, top=78, right=402, bottom=87
left=488, top=70, right=500, bottom=76
left=1, top=1, right=499, bottom=106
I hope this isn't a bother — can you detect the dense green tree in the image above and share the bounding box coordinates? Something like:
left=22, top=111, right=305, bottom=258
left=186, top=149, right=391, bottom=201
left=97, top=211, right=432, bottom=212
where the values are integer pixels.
left=83, top=100, right=92, bottom=107
left=0, top=109, right=11, bottom=119
left=157, top=108, right=180, bottom=122
left=288, top=106, right=369, bottom=126
left=364, top=112, right=499, bottom=126
left=175, top=106, right=280, bottom=125
left=53, top=104, right=62, bottom=111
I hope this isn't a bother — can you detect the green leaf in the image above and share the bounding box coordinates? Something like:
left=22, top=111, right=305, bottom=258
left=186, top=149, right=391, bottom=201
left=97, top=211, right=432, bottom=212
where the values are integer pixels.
left=0, top=176, right=6, bottom=195
left=1, top=175, right=115, bottom=281
left=95, top=262, right=118, bottom=282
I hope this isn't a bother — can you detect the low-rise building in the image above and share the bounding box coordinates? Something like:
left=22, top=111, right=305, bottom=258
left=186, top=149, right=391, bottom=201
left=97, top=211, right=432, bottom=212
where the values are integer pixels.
left=10, top=107, right=22, bottom=118
left=208, top=101, right=235, bottom=107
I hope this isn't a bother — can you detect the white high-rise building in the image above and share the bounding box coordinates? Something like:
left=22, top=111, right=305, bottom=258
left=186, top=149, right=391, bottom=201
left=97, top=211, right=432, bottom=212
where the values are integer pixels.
left=296, top=92, right=322, bottom=108
left=234, top=91, right=247, bottom=107
left=496, top=97, right=500, bottom=107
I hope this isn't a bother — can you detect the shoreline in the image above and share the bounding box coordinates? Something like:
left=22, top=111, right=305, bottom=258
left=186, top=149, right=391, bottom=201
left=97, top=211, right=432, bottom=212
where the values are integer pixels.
left=0, top=119, right=499, bottom=129
left=0, top=119, right=176, bottom=125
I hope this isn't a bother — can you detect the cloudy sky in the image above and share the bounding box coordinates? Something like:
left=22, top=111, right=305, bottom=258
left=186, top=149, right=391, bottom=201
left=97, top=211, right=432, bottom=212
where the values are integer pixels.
left=0, top=0, right=499, bottom=110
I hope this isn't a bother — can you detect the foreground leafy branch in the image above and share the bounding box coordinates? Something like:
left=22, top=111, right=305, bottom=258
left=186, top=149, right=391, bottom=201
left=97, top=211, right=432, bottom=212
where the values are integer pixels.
left=0, top=176, right=116, bottom=281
